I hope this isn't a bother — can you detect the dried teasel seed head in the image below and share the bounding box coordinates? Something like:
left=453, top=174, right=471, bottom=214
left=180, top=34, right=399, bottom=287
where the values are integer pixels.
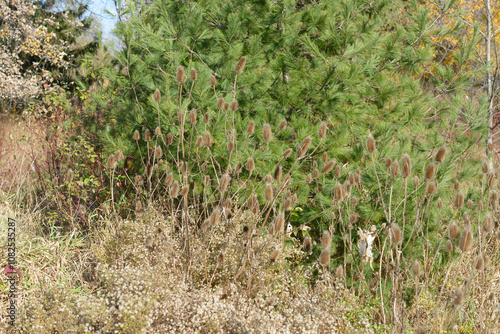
left=390, top=160, right=399, bottom=177
left=483, top=214, right=493, bottom=233
left=266, top=174, right=273, bottom=184
left=475, top=254, right=485, bottom=271
left=164, top=173, right=173, bottom=187
left=335, top=265, right=344, bottom=277
left=386, top=261, right=395, bottom=272
left=389, top=223, right=402, bottom=244
left=448, top=222, right=459, bottom=240
left=146, top=164, right=154, bottom=179
left=203, top=175, right=211, bottom=186
left=217, top=97, right=224, bottom=109
left=491, top=189, right=498, bottom=201
left=334, top=183, right=343, bottom=201
left=452, top=289, right=464, bottom=307
left=270, top=249, right=280, bottom=263
left=313, top=168, right=319, bottom=178
left=144, top=129, right=152, bottom=142
left=181, top=185, right=189, bottom=198
left=274, top=164, right=283, bottom=181
left=319, top=249, right=331, bottom=266
left=107, top=154, right=117, bottom=169
left=265, top=183, right=273, bottom=201
left=263, top=123, right=272, bottom=142
left=133, top=129, right=140, bottom=141
left=115, top=150, right=124, bottom=161
left=446, top=240, right=453, bottom=252
left=487, top=172, right=495, bottom=188
left=203, top=113, right=210, bottom=124
left=425, top=162, right=435, bottom=180
left=305, top=174, right=313, bottom=184
left=284, top=198, right=291, bottom=210
left=223, top=102, right=229, bottom=111
left=413, top=175, right=419, bottom=187
left=220, top=173, right=230, bottom=192
left=231, top=99, right=238, bottom=111
left=467, top=199, right=473, bottom=208
left=224, top=198, right=232, bottom=211
left=176, top=65, right=186, bottom=84
left=153, top=88, right=161, bottom=102
left=318, top=121, right=327, bottom=138
left=297, top=136, right=312, bottom=158
left=190, top=68, right=197, bottom=80
left=385, top=157, right=392, bottom=168
left=412, top=260, right=422, bottom=277
left=283, top=148, right=292, bottom=159
left=459, top=228, right=473, bottom=252
left=415, top=324, right=426, bottom=334
left=268, top=222, right=276, bottom=235
left=246, top=157, right=255, bottom=172
left=204, top=131, right=213, bottom=147
left=292, top=193, right=297, bottom=203
left=209, top=74, right=217, bottom=86
left=170, top=180, right=180, bottom=198
left=154, top=126, right=162, bottom=136
left=322, top=152, right=328, bottom=162
left=426, top=181, right=437, bottom=195
left=334, top=165, right=341, bottom=178
left=178, top=110, right=185, bottom=123
left=366, top=134, right=376, bottom=153
left=349, top=213, right=359, bottom=224
left=166, top=132, right=174, bottom=146
left=330, top=211, right=336, bottom=220
left=235, top=56, right=247, bottom=74
left=454, top=180, right=460, bottom=190
left=437, top=197, right=443, bottom=209
left=401, top=154, right=411, bottom=178
left=247, top=120, right=255, bottom=135
left=303, top=236, right=312, bottom=252
left=354, top=170, right=361, bottom=184
left=65, top=169, right=74, bottom=183
left=348, top=172, right=355, bottom=185
left=279, top=120, right=287, bottom=131
left=189, top=108, right=197, bottom=124
left=455, top=191, right=464, bottom=208
left=227, top=141, right=235, bottom=153
left=369, top=278, right=378, bottom=290
left=321, top=230, right=332, bottom=249
left=135, top=201, right=144, bottom=216
left=352, top=197, right=358, bottom=206
left=154, top=145, right=163, bottom=159
left=436, top=145, right=446, bottom=163
left=321, top=160, right=334, bottom=174
left=482, top=159, right=489, bottom=174
left=196, top=136, right=203, bottom=147
left=276, top=212, right=285, bottom=233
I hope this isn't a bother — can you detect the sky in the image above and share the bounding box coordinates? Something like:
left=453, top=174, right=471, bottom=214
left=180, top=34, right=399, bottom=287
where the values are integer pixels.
left=88, top=0, right=119, bottom=42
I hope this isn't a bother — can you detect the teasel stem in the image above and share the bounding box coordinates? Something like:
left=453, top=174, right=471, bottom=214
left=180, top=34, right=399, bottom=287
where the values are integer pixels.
left=370, top=152, right=389, bottom=222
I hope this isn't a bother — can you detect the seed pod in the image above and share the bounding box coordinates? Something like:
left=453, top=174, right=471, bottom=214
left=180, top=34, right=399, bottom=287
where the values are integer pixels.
left=491, top=189, right=498, bottom=201
left=321, top=231, right=331, bottom=249
left=188, top=108, right=197, bottom=124
left=385, top=157, right=392, bottom=168
left=446, top=240, right=453, bottom=252
left=231, top=99, right=238, bottom=111
left=335, top=265, right=344, bottom=277
left=366, top=134, right=376, bottom=153
left=487, top=172, right=495, bottom=187
left=65, top=169, right=74, bottom=183
left=475, top=254, right=485, bottom=271
left=283, top=148, right=292, bottom=159
left=483, top=214, right=493, bottom=233
left=217, top=97, right=224, bottom=109
left=313, top=168, right=319, bottom=178
left=190, top=68, right=197, bottom=80
left=181, top=185, right=189, bottom=198
left=334, top=165, right=341, bottom=178
left=391, top=160, right=399, bottom=177
left=436, top=146, right=446, bottom=163
left=246, top=157, right=255, bottom=172
left=319, top=249, right=330, bottom=266
left=144, top=129, right=152, bottom=142
left=322, top=160, right=335, bottom=174
left=482, top=159, right=489, bottom=174
left=204, top=131, right=213, bottom=147
left=209, top=74, right=217, bottom=86
left=154, top=145, right=162, bottom=159
left=268, top=222, right=275, bottom=235
left=401, top=154, right=411, bottom=178
left=297, top=136, right=312, bottom=158
left=348, top=172, right=355, bottom=185
left=176, top=65, right=186, bottom=84
left=413, top=175, right=419, bottom=187
left=195, top=136, right=203, bottom=148
left=303, top=236, right=312, bottom=252
left=349, top=213, right=359, bottom=224
left=235, top=56, right=247, bottom=74
left=276, top=212, right=285, bottom=232
left=318, top=121, right=327, bottom=138
left=334, top=183, right=342, bottom=201
left=386, top=261, right=395, bottom=272
left=210, top=208, right=221, bottom=226
left=459, top=228, right=473, bottom=252
left=354, top=170, right=361, bottom=184
left=279, top=120, right=287, bottom=131
left=219, top=174, right=230, bottom=192
left=426, top=181, right=437, bottom=195
left=133, top=129, right=140, bottom=141
left=322, top=152, right=328, bottom=162
left=270, top=249, right=280, bottom=263
left=412, top=260, right=422, bottom=277
left=263, top=123, right=272, bottom=142
left=107, top=154, right=117, bottom=169
left=468, top=199, right=473, bottom=208
left=135, top=201, right=144, bottom=216
left=389, top=224, right=402, bottom=244
left=178, top=110, right=185, bottom=123
left=455, top=191, right=464, bottom=208
left=452, top=288, right=464, bottom=307
left=165, top=132, right=173, bottom=146
left=425, top=163, right=435, bottom=180
left=153, top=88, right=161, bottom=102
left=292, top=193, right=297, bottom=203
left=305, top=173, right=313, bottom=184
left=170, top=180, right=180, bottom=198
left=274, top=164, right=282, bottom=181
left=265, top=183, right=273, bottom=201
left=437, top=197, right=443, bottom=209
left=448, top=223, right=459, bottom=239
